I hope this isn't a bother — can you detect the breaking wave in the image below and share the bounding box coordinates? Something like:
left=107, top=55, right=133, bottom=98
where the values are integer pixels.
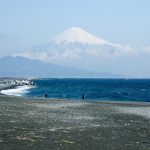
left=0, top=85, right=33, bottom=96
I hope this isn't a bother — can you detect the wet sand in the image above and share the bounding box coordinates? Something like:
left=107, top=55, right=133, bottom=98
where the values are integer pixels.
left=0, top=95, right=150, bottom=150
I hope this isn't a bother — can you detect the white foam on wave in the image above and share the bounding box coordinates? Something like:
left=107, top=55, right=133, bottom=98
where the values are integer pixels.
left=0, top=85, right=33, bottom=96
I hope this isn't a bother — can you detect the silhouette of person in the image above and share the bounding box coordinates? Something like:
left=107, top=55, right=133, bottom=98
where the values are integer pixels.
left=82, top=94, right=85, bottom=100
left=45, top=93, right=48, bottom=98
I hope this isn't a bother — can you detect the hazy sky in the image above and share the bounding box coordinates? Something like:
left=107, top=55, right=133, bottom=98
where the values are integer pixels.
left=0, top=0, right=150, bottom=77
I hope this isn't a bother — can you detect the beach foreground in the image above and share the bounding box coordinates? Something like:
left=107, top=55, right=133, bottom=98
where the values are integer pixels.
left=0, top=95, right=150, bottom=150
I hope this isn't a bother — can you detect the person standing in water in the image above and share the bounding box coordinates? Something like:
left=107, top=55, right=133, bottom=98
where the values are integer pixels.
left=45, top=93, right=48, bottom=98
left=82, top=94, right=85, bottom=100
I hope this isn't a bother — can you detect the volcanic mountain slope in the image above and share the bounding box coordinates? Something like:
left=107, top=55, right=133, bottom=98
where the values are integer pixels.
left=14, top=27, right=133, bottom=62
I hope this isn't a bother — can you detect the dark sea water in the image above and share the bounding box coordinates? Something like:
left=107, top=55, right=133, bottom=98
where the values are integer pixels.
left=25, top=79, right=150, bottom=102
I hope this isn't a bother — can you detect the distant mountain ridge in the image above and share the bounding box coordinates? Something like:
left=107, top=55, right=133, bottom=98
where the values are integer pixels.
left=0, top=56, right=122, bottom=78
left=5, top=27, right=130, bottom=78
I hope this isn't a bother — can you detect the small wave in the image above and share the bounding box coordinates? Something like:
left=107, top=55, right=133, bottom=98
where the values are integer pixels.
left=0, top=85, right=33, bottom=96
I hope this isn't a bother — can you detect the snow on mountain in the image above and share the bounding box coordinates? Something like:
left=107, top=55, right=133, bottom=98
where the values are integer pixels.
left=13, top=27, right=134, bottom=63
left=48, top=27, right=133, bottom=57
left=51, top=27, right=110, bottom=45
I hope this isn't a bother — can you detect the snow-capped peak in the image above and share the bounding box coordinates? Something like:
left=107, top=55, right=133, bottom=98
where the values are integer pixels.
left=51, top=27, right=110, bottom=45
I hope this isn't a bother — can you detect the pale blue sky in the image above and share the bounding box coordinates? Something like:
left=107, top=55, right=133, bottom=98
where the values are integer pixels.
left=0, top=0, right=150, bottom=47
left=0, top=0, right=150, bottom=77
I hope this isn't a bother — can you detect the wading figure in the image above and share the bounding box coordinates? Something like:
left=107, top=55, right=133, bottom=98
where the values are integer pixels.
left=45, top=93, right=48, bottom=98
left=82, top=94, right=85, bottom=100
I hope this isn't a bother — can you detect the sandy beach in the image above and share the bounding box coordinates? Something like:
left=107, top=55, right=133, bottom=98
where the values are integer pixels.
left=0, top=95, right=150, bottom=150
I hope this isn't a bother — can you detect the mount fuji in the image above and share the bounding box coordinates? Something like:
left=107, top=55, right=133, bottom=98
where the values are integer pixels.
left=51, top=27, right=110, bottom=45
left=14, top=27, right=133, bottom=63
left=5, top=27, right=134, bottom=77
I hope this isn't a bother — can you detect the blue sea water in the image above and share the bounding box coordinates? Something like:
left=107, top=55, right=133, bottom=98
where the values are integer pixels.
left=25, top=78, right=150, bottom=102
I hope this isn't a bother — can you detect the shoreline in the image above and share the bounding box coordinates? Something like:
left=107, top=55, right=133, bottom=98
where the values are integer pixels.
left=1, top=78, right=150, bottom=103
left=1, top=90, right=150, bottom=106
left=1, top=93, right=150, bottom=116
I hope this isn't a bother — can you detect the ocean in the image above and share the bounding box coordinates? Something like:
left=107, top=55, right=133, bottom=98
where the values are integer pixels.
left=1, top=78, right=150, bottom=102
